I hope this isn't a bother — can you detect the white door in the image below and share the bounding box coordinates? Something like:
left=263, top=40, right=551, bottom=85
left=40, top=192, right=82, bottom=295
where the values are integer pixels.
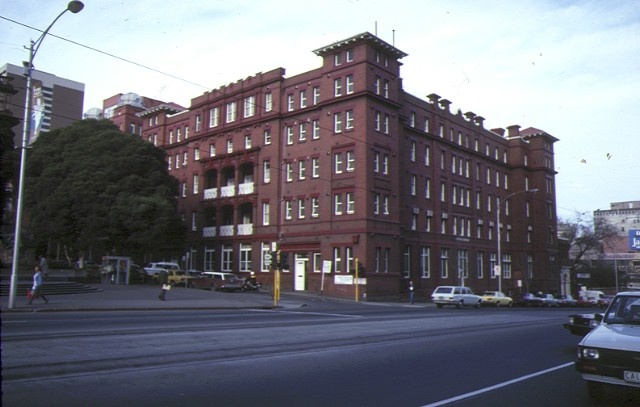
left=294, top=257, right=307, bottom=291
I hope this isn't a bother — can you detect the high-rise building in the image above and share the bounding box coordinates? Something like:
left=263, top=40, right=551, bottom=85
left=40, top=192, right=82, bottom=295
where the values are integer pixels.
left=1, top=63, right=84, bottom=146
left=130, top=32, right=559, bottom=299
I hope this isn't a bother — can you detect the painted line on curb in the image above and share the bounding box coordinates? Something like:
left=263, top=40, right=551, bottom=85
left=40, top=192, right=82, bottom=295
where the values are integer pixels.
left=421, top=362, right=575, bottom=407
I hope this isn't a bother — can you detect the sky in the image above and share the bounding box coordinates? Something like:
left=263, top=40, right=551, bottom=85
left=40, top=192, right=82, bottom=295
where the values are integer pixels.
left=2, top=0, right=639, bottom=220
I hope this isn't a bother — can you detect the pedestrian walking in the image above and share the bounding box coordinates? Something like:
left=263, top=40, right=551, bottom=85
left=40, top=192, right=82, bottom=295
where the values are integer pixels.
left=158, top=269, right=169, bottom=301
left=28, top=264, right=49, bottom=305
left=409, top=280, right=415, bottom=304
left=39, top=255, right=49, bottom=280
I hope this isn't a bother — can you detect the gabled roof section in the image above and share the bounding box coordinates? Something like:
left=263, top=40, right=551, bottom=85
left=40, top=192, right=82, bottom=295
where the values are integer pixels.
left=313, top=32, right=408, bottom=59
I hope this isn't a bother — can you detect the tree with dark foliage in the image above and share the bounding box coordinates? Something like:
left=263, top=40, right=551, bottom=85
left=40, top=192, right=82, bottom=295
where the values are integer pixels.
left=24, top=119, right=186, bottom=263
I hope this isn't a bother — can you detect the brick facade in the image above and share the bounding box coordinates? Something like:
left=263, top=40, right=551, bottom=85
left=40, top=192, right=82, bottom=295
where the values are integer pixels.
left=132, top=32, right=559, bottom=299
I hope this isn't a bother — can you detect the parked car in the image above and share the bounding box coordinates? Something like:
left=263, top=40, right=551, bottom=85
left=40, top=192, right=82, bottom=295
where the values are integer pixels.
left=143, top=262, right=180, bottom=277
left=563, top=313, right=602, bottom=336
left=539, top=293, right=560, bottom=307
left=480, top=291, right=513, bottom=307
left=164, top=270, right=196, bottom=287
left=513, top=292, right=544, bottom=307
left=191, top=272, right=244, bottom=292
left=597, top=295, right=614, bottom=309
left=431, top=286, right=482, bottom=309
left=575, top=291, right=640, bottom=399
left=558, top=295, right=578, bottom=307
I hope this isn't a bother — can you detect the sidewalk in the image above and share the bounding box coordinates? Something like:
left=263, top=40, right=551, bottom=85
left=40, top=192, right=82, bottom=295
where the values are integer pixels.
left=0, top=283, right=307, bottom=312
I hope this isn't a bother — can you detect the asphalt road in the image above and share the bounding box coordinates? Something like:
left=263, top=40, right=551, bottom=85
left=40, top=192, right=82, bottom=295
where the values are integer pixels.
left=2, top=302, right=637, bottom=406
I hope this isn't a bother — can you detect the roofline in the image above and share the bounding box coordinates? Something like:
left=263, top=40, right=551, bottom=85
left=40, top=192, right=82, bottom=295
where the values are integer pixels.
left=313, top=32, right=408, bottom=59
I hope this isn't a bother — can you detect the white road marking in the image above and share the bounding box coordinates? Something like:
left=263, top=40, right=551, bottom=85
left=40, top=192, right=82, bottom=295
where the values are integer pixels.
left=421, top=362, right=575, bottom=407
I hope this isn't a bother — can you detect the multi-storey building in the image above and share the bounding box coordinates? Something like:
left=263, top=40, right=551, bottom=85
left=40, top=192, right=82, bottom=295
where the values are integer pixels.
left=1, top=63, right=84, bottom=146
left=134, top=32, right=559, bottom=299
left=594, top=201, right=640, bottom=289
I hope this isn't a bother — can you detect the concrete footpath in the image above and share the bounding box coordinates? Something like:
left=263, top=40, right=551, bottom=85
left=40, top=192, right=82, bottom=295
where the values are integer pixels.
left=0, top=283, right=315, bottom=312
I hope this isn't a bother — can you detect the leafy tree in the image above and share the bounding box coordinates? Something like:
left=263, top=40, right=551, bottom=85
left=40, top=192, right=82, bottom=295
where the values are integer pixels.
left=558, top=212, right=619, bottom=273
left=23, top=119, right=186, bottom=263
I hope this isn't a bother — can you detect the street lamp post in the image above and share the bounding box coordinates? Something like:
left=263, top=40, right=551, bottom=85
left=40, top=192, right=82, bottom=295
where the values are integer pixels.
left=8, top=1, right=84, bottom=309
left=496, top=188, right=538, bottom=294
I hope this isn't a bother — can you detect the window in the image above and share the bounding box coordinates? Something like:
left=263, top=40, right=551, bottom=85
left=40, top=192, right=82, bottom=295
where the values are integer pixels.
left=421, top=246, right=430, bottom=278
left=383, top=114, right=389, bottom=134
left=299, top=90, right=307, bottom=108
left=313, top=86, right=320, bottom=105
left=410, top=141, right=416, bottom=162
left=312, top=158, right=320, bottom=178
left=194, top=148, right=200, bottom=161
left=264, top=129, right=271, bottom=145
left=193, top=174, right=199, bottom=194
left=334, top=53, right=342, bottom=66
left=458, top=250, right=469, bottom=280
left=209, top=144, right=216, bottom=157
left=299, top=123, right=307, bottom=141
left=181, top=181, right=187, bottom=197
left=312, top=120, right=320, bottom=139
left=287, top=94, right=294, bottom=111
left=334, top=194, right=343, bottom=215
left=195, top=115, right=202, bottom=132
left=286, top=126, right=294, bottom=145
left=333, top=247, right=342, bottom=274
left=383, top=195, right=389, bottom=215
left=440, top=249, right=449, bottom=278
left=298, top=160, right=306, bottom=180
left=374, top=152, right=380, bottom=173
left=373, top=193, right=380, bottom=215
left=226, top=139, right=233, bottom=154
left=424, top=146, right=430, bottom=166
left=334, top=112, right=342, bottom=133
left=346, top=75, right=354, bottom=94
left=311, top=197, right=319, bottom=217
left=410, top=174, right=417, bottom=196
left=346, top=192, right=355, bottom=214
left=244, top=135, right=251, bottom=149
left=334, top=153, right=343, bottom=174
left=167, top=156, right=172, bottom=171
left=286, top=162, right=293, bottom=182
left=382, top=154, right=389, bottom=175
left=182, top=152, right=188, bottom=167
left=346, top=151, right=355, bottom=172
left=243, top=96, right=255, bottom=118
left=403, top=245, right=411, bottom=278
left=191, top=211, right=198, bottom=231
left=285, top=200, right=292, bottom=220
left=263, top=160, right=271, bottom=183
left=261, top=243, right=271, bottom=272
left=345, top=110, right=354, bottom=130
left=226, top=101, right=236, bottom=123
left=265, top=92, right=273, bottom=112
left=204, top=247, right=215, bottom=272
left=346, top=49, right=354, bottom=62
left=410, top=112, right=416, bottom=128
left=169, top=131, right=173, bottom=144
left=477, top=252, right=484, bottom=278
left=298, top=198, right=306, bottom=219
left=209, top=107, right=219, bottom=128
left=221, top=245, right=232, bottom=272
left=425, top=178, right=431, bottom=199
left=374, top=111, right=381, bottom=131
left=262, top=202, right=270, bottom=225
left=383, top=80, right=389, bottom=98
left=375, top=76, right=381, bottom=95
left=239, top=244, right=252, bottom=272
left=334, top=78, right=343, bottom=97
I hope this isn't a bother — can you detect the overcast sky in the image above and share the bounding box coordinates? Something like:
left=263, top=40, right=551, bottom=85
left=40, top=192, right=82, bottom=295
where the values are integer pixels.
left=2, top=0, right=639, bottom=219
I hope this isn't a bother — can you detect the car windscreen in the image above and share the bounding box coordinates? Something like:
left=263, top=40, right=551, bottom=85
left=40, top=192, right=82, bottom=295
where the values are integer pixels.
left=604, top=296, right=640, bottom=325
left=434, top=287, right=451, bottom=294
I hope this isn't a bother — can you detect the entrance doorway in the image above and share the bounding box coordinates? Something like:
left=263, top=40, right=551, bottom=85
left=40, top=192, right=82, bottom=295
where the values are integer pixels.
left=294, top=255, right=307, bottom=291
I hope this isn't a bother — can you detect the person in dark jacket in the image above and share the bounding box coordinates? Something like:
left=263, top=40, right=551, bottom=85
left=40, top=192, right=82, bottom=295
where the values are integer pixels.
left=158, top=269, right=169, bottom=301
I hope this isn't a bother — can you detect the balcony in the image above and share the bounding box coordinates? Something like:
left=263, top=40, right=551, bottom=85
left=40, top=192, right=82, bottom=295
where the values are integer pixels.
left=202, top=226, right=217, bottom=238
left=204, top=188, right=218, bottom=200
left=238, top=182, right=254, bottom=195
left=238, top=223, right=254, bottom=235
left=220, top=225, right=235, bottom=236
left=204, top=182, right=254, bottom=200
left=220, top=185, right=236, bottom=197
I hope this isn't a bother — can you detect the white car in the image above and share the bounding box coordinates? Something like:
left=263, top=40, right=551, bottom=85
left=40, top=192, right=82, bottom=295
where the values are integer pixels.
left=575, top=291, right=640, bottom=399
left=143, top=262, right=180, bottom=277
left=431, top=286, right=482, bottom=309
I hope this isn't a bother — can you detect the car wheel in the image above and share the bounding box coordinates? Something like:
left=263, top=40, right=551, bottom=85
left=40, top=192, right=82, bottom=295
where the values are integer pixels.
left=507, top=301, right=513, bottom=307
left=496, top=301, right=501, bottom=307
left=456, top=300, right=462, bottom=309
left=475, top=301, right=481, bottom=309
left=436, top=304, right=443, bottom=309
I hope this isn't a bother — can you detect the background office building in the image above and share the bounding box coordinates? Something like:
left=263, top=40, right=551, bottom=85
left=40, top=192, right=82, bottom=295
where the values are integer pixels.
left=1, top=63, right=84, bottom=146
left=124, top=32, right=559, bottom=300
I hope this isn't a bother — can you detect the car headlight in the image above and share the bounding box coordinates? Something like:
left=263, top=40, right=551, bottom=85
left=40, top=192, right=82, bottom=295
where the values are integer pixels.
left=568, top=317, right=575, bottom=324
left=578, top=348, right=599, bottom=360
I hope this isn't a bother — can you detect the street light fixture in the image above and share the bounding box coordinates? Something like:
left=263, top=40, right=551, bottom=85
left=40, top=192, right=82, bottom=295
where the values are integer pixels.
left=496, top=188, right=538, bottom=294
left=8, top=1, right=84, bottom=309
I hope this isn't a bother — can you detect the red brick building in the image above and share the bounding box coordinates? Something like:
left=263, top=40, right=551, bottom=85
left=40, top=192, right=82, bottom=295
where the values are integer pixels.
left=134, top=32, right=559, bottom=300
